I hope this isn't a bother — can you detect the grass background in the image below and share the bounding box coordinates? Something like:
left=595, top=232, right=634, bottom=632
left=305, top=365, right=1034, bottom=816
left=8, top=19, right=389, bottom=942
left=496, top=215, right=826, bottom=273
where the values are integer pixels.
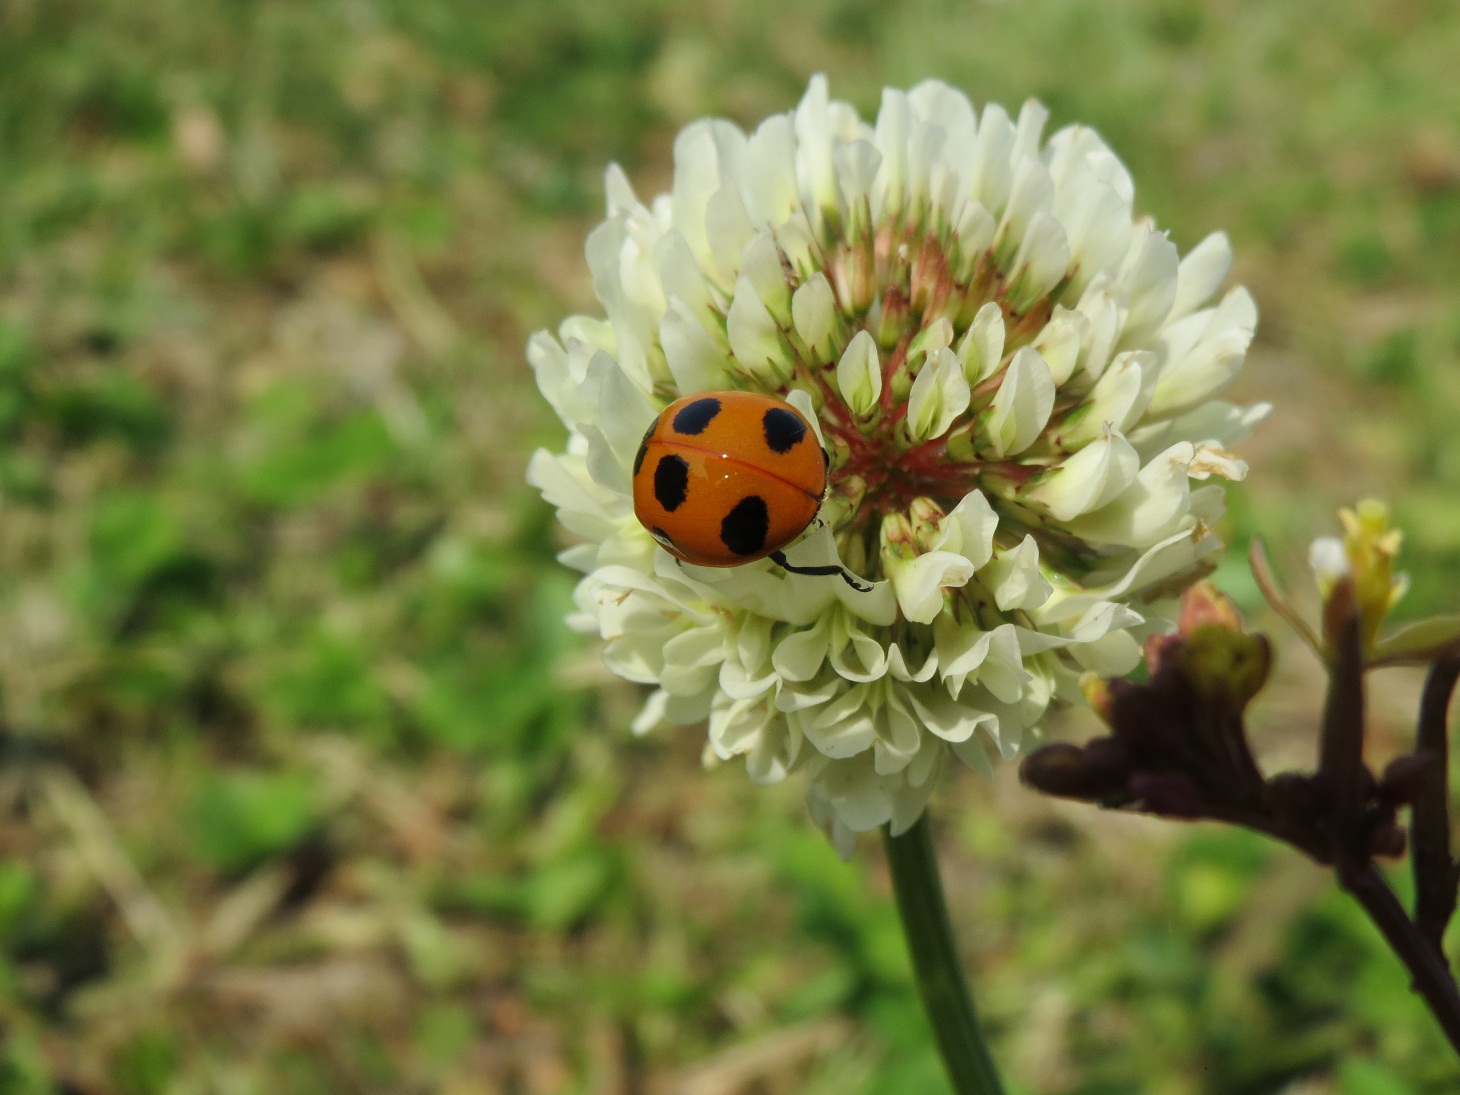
left=2, top=0, right=1460, bottom=1091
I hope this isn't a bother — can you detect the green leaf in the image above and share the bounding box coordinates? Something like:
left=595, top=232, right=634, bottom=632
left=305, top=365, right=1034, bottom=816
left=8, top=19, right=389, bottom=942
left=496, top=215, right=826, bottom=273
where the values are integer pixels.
left=0, top=863, right=35, bottom=939
left=190, top=770, right=318, bottom=873
left=1370, top=613, right=1460, bottom=665
left=1339, top=1058, right=1420, bottom=1095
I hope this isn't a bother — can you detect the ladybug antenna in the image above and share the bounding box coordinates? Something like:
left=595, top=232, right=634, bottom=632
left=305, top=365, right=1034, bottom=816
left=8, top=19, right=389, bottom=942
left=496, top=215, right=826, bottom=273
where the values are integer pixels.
left=769, top=551, right=874, bottom=593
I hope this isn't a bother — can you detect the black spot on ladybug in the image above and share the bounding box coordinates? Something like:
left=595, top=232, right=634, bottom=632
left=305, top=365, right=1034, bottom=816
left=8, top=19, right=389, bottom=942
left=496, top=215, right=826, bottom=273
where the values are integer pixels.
left=720, top=495, right=769, bottom=556
left=633, top=415, right=661, bottom=477
left=673, top=397, right=721, bottom=435
left=653, top=454, right=690, bottom=511
left=762, top=407, right=807, bottom=453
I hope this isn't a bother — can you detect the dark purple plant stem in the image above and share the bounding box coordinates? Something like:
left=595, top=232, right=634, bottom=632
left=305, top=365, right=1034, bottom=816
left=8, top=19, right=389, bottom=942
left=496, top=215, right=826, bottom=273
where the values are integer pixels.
left=1336, top=857, right=1460, bottom=1056
left=1414, top=657, right=1460, bottom=951
left=1319, top=614, right=1366, bottom=839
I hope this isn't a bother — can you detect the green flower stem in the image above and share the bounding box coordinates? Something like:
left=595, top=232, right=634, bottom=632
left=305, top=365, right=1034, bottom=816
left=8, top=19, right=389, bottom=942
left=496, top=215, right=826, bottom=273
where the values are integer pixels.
left=883, top=813, right=1007, bottom=1095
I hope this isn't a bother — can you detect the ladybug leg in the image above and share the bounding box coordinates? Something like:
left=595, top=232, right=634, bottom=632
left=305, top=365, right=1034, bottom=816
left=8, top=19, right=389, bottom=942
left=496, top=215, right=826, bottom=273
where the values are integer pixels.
left=769, top=551, right=874, bottom=593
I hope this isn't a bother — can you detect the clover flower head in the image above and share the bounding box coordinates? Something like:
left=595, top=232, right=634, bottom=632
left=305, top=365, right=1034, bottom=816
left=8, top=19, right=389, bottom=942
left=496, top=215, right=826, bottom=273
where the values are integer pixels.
left=528, top=75, right=1265, bottom=854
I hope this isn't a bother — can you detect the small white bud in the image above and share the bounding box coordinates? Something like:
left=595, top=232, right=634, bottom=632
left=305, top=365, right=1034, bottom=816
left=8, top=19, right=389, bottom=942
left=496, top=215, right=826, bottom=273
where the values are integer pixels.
left=836, top=330, right=883, bottom=417
left=956, top=301, right=1005, bottom=384
left=792, top=273, right=838, bottom=359
left=905, top=348, right=971, bottom=442
left=982, top=346, right=1054, bottom=457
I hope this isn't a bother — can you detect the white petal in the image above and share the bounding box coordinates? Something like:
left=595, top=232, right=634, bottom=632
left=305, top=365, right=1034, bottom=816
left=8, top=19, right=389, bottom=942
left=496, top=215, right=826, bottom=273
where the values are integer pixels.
left=528, top=331, right=591, bottom=428
left=604, top=163, right=638, bottom=217
left=1310, top=537, right=1350, bottom=584
left=983, top=534, right=1052, bottom=611
left=829, top=610, right=888, bottom=683
left=709, top=697, right=769, bottom=758
left=777, top=672, right=841, bottom=713
left=887, top=643, right=938, bottom=683
left=632, top=689, right=668, bottom=735
left=1037, top=526, right=1213, bottom=623
left=1057, top=350, right=1156, bottom=448
left=1056, top=178, right=1132, bottom=296
left=1031, top=307, right=1087, bottom=387
left=904, top=347, right=971, bottom=442
left=1169, top=231, right=1232, bottom=322
left=974, top=625, right=1030, bottom=704
left=772, top=208, right=818, bottom=276
left=719, top=654, right=777, bottom=702
left=982, top=346, right=1055, bottom=457
left=1045, top=124, right=1133, bottom=205
left=1012, top=98, right=1051, bottom=164
left=909, top=79, right=978, bottom=187
left=1027, top=430, right=1141, bottom=520
left=836, top=330, right=882, bottom=416
left=872, top=88, right=912, bottom=219
left=1066, top=442, right=1195, bottom=548
left=1130, top=399, right=1270, bottom=454
left=1064, top=600, right=1143, bottom=644
left=1006, top=210, right=1071, bottom=311
left=740, top=112, right=800, bottom=229
left=934, top=617, right=1020, bottom=700
left=932, top=490, right=998, bottom=571
left=705, top=184, right=755, bottom=278
left=913, top=316, right=954, bottom=355
left=805, top=691, right=878, bottom=759
left=654, top=229, right=717, bottom=332
left=1117, top=222, right=1179, bottom=345
left=793, top=74, right=838, bottom=221
left=934, top=622, right=992, bottom=699
left=772, top=523, right=896, bottom=626
left=1072, top=278, right=1120, bottom=382
left=956, top=301, right=1005, bottom=383
left=834, top=139, right=883, bottom=220
left=581, top=350, right=656, bottom=465
left=903, top=119, right=946, bottom=222
left=1146, top=314, right=1254, bottom=419
left=1070, top=628, right=1142, bottom=675
left=672, top=119, right=746, bottom=268
left=910, top=686, right=986, bottom=746
left=583, top=220, right=646, bottom=388
left=740, top=230, right=792, bottom=324
left=792, top=272, right=837, bottom=358
left=889, top=551, right=976, bottom=624
left=951, top=201, right=996, bottom=280
left=873, top=692, right=922, bottom=774
left=660, top=296, right=730, bottom=393
left=782, top=388, right=827, bottom=450
left=726, top=274, right=791, bottom=382
left=968, top=103, right=1015, bottom=215
left=994, top=156, right=1054, bottom=269
left=663, top=626, right=725, bottom=672
left=526, top=449, right=626, bottom=542
left=952, top=734, right=995, bottom=778
left=1188, top=441, right=1248, bottom=481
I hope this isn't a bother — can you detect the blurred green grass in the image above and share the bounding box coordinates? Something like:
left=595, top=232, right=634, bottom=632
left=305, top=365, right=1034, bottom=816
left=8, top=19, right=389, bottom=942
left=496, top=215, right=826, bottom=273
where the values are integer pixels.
left=2, top=0, right=1460, bottom=1092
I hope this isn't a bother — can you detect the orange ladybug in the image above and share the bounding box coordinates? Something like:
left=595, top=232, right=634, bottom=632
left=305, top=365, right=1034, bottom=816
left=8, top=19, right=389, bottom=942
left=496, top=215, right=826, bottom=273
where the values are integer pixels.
left=631, top=391, right=868, bottom=589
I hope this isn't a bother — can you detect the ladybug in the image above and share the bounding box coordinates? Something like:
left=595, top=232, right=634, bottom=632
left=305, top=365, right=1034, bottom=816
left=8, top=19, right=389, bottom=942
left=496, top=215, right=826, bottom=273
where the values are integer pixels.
left=631, top=391, right=869, bottom=590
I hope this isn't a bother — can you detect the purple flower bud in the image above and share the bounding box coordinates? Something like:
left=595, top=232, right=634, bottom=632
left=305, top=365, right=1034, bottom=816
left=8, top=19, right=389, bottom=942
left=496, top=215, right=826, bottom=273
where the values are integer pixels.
left=1377, top=753, right=1432, bottom=805
left=1020, top=741, right=1132, bottom=801
left=1367, top=821, right=1407, bottom=859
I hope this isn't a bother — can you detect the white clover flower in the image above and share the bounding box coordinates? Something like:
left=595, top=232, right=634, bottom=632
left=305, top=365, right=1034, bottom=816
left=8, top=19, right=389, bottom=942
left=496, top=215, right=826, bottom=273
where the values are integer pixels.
left=528, top=76, right=1267, bottom=855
